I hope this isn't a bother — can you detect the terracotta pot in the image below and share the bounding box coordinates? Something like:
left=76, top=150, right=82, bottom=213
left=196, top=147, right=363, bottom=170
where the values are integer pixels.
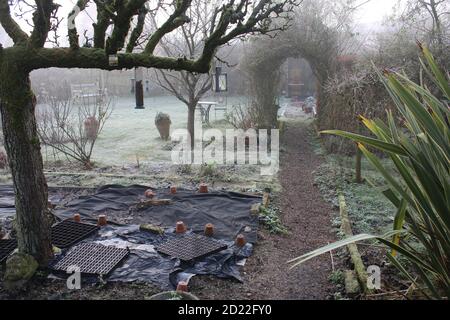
left=0, top=150, right=8, bottom=169
left=73, top=214, right=81, bottom=223
left=145, top=189, right=155, bottom=199
left=84, top=117, right=100, bottom=141
left=176, top=281, right=189, bottom=293
left=176, top=221, right=187, bottom=234
left=204, top=223, right=214, bottom=237
left=98, top=214, right=107, bottom=227
left=235, top=234, right=246, bottom=247
left=155, top=118, right=171, bottom=141
left=199, top=183, right=209, bottom=194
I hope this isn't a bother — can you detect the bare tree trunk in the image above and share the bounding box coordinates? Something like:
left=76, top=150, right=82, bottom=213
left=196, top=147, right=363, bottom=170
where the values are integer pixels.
left=187, top=104, right=196, bottom=149
left=429, top=0, right=444, bottom=47
left=0, top=70, right=53, bottom=266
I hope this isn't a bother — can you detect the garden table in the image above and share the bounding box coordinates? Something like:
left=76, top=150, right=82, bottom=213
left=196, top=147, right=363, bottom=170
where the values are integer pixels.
left=197, top=101, right=219, bottom=125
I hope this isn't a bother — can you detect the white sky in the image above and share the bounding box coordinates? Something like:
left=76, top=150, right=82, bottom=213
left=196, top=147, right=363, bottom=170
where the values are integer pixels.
left=355, top=0, right=397, bottom=24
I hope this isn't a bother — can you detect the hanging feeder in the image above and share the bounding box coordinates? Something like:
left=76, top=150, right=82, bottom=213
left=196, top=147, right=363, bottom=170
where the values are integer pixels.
left=213, top=66, right=228, bottom=93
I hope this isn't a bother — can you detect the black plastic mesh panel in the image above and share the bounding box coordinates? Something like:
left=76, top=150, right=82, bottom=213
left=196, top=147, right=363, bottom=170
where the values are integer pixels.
left=0, top=239, right=17, bottom=263
left=156, top=233, right=228, bottom=262
left=51, top=220, right=99, bottom=248
left=51, top=243, right=129, bottom=275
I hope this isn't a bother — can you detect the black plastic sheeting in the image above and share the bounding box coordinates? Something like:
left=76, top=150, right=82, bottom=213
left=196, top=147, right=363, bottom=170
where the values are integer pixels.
left=0, top=185, right=15, bottom=217
left=55, top=185, right=261, bottom=243
left=1, top=184, right=260, bottom=289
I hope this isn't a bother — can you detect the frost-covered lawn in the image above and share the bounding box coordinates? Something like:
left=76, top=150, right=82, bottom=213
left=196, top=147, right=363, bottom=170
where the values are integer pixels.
left=40, top=95, right=246, bottom=166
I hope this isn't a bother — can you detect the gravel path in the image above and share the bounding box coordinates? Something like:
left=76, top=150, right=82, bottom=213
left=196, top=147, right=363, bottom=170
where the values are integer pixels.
left=191, top=118, right=337, bottom=300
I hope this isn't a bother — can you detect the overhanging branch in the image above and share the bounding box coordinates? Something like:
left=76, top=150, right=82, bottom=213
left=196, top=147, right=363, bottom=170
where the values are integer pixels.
left=19, top=47, right=207, bottom=73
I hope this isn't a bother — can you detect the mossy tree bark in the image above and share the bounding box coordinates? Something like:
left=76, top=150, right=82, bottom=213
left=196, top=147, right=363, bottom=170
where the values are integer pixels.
left=0, top=66, right=52, bottom=266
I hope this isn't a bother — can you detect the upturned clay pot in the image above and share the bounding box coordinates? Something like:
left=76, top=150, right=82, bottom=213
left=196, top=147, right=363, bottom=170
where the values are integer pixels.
left=84, top=117, right=100, bottom=141
left=176, top=221, right=187, bottom=234
left=236, top=234, right=246, bottom=247
left=199, top=183, right=208, bottom=194
left=155, top=113, right=171, bottom=141
left=145, top=189, right=155, bottom=199
left=98, top=214, right=107, bottom=227
left=177, top=281, right=189, bottom=292
left=204, top=223, right=214, bottom=237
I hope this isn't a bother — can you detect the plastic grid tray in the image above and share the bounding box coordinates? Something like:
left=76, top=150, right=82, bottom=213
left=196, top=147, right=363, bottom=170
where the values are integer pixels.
left=0, top=239, right=17, bottom=263
left=156, top=233, right=228, bottom=262
left=51, top=220, right=99, bottom=249
left=51, top=243, right=129, bottom=275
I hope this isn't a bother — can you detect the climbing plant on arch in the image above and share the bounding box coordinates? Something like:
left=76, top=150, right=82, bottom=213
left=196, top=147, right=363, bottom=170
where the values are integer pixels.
left=241, top=0, right=355, bottom=128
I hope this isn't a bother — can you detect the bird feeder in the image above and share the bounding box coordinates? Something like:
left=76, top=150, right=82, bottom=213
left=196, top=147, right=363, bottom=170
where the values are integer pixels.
left=213, top=66, right=228, bottom=93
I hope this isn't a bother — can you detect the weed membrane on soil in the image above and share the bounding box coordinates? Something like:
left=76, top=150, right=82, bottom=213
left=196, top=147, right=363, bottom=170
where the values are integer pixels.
left=0, top=185, right=260, bottom=290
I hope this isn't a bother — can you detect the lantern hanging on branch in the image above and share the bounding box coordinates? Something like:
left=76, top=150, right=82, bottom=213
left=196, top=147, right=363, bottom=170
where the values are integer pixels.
left=213, top=66, right=228, bottom=93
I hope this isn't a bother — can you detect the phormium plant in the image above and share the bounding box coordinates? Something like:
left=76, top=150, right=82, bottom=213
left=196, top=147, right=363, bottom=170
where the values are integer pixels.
left=289, top=44, right=450, bottom=300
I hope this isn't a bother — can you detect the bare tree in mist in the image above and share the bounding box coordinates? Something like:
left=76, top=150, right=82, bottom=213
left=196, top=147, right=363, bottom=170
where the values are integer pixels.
left=151, top=0, right=213, bottom=148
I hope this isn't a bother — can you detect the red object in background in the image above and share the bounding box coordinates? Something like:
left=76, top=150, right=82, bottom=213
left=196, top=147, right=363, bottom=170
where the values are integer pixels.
left=98, top=214, right=107, bottom=227
left=204, top=223, right=214, bottom=237
left=73, top=214, right=81, bottom=223
left=0, top=150, right=8, bottom=169
left=235, top=234, right=246, bottom=247
left=145, top=189, right=155, bottom=198
left=84, top=116, right=100, bottom=141
left=199, top=183, right=209, bottom=194
left=176, top=221, right=187, bottom=234
left=177, top=281, right=189, bottom=292
left=170, top=186, right=177, bottom=194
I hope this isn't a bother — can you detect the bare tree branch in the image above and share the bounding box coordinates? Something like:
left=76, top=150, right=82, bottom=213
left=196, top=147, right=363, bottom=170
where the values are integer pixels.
left=29, top=0, right=58, bottom=48
left=1, top=0, right=300, bottom=75
left=68, top=0, right=89, bottom=49
left=144, top=0, right=192, bottom=54
left=0, top=0, right=29, bottom=44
